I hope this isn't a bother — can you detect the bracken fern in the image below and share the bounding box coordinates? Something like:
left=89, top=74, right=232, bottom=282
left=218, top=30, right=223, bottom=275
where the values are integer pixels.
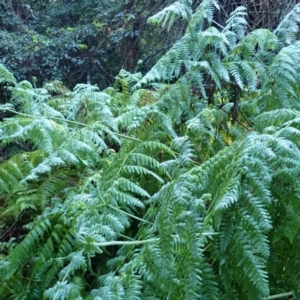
left=1, top=1, right=300, bottom=299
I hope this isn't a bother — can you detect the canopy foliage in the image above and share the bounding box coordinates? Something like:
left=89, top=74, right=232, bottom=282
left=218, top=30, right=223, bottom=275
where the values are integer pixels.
left=1, top=0, right=298, bottom=88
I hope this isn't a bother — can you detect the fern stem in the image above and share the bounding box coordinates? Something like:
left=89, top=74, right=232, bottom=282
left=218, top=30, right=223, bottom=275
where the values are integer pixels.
left=93, top=232, right=220, bottom=247
left=118, top=233, right=134, bottom=241
left=108, top=204, right=153, bottom=224
left=220, top=106, right=251, bottom=132
left=6, top=108, right=142, bottom=142
left=268, top=292, right=293, bottom=299
left=93, top=238, right=160, bottom=247
left=202, top=232, right=220, bottom=236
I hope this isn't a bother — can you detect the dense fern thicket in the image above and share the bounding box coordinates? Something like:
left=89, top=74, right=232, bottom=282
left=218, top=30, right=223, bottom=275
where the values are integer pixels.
left=1, top=0, right=300, bottom=299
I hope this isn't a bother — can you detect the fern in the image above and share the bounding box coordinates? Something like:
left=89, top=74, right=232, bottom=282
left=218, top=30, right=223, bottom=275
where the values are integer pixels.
left=1, top=1, right=300, bottom=299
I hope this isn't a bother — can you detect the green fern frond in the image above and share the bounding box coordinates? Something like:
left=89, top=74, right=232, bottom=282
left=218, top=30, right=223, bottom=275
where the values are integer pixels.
left=59, top=251, right=87, bottom=280
left=147, top=0, right=192, bottom=31
left=67, top=83, right=112, bottom=121
left=0, top=153, right=34, bottom=198
left=221, top=231, right=269, bottom=297
left=90, top=272, right=127, bottom=299
left=114, top=178, right=150, bottom=199
left=43, top=80, right=70, bottom=96
left=44, top=280, right=82, bottom=300
left=0, top=63, right=16, bottom=85
left=10, top=81, right=66, bottom=119
left=261, top=42, right=300, bottom=110
left=274, top=3, right=300, bottom=45
left=188, top=0, right=219, bottom=33
left=223, top=6, right=248, bottom=40
left=0, top=218, right=52, bottom=280
left=122, top=165, right=164, bottom=184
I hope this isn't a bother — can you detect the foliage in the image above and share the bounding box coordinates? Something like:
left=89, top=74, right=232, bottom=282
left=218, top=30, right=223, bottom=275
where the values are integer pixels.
left=1, top=0, right=298, bottom=88
left=0, top=0, right=186, bottom=88
left=1, top=1, right=300, bottom=299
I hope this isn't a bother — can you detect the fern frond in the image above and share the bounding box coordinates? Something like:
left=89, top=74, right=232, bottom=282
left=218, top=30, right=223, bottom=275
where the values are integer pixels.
left=59, top=251, right=87, bottom=280
left=44, top=280, right=81, bottom=300
left=122, top=165, right=164, bottom=184
left=221, top=231, right=269, bottom=297
left=147, top=0, right=192, bottom=31
left=0, top=218, right=52, bottom=280
left=274, top=3, right=300, bottom=45
left=188, top=0, right=219, bottom=33
left=67, top=83, right=112, bottom=122
left=0, top=154, right=31, bottom=193
left=43, top=80, right=70, bottom=96
left=223, top=6, right=248, bottom=40
left=0, top=63, right=16, bottom=85
left=114, top=177, right=150, bottom=199
left=135, top=1, right=223, bottom=90
left=261, top=42, right=300, bottom=110
left=90, top=273, right=126, bottom=299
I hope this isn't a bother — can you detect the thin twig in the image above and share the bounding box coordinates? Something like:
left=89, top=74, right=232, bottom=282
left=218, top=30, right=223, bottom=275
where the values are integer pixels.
left=0, top=211, right=24, bottom=241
